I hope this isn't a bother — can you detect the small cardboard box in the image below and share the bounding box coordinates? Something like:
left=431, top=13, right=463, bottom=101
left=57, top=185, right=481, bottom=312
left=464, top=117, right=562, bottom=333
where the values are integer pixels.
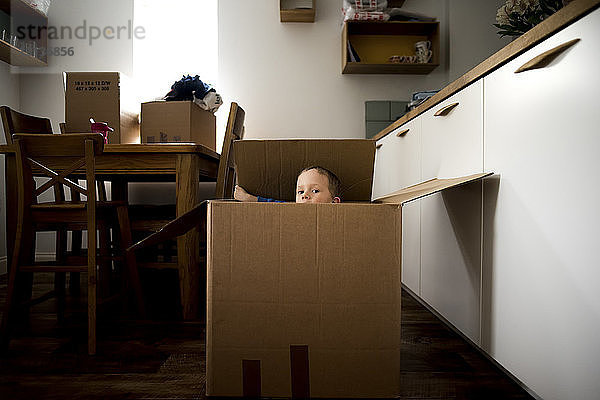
left=140, top=100, right=216, bottom=150
left=206, top=139, right=490, bottom=398
left=64, top=72, right=140, bottom=144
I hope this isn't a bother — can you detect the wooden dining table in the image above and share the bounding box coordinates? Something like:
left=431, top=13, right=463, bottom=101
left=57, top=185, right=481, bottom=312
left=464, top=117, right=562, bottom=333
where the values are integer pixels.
left=0, top=142, right=220, bottom=320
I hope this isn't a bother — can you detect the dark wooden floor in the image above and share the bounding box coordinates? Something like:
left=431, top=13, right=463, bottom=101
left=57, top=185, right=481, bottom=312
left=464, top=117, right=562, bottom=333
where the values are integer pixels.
left=0, top=273, right=533, bottom=400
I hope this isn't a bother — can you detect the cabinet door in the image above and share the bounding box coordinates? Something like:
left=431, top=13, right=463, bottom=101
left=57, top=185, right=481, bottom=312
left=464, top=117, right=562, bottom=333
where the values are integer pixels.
left=372, top=120, right=422, bottom=293
left=372, top=132, right=395, bottom=200
left=388, top=118, right=422, bottom=190
left=372, top=118, right=421, bottom=199
left=421, top=79, right=484, bottom=180
left=483, top=9, right=600, bottom=400
left=420, top=181, right=482, bottom=345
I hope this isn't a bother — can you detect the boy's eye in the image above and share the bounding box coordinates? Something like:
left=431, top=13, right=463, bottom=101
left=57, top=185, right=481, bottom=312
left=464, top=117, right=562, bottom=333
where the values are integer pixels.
left=312, top=189, right=320, bottom=194
left=297, top=190, right=304, bottom=195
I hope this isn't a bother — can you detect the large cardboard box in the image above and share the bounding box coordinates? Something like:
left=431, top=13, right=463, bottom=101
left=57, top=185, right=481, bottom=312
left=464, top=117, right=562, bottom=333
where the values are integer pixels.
left=64, top=72, right=140, bottom=144
left=206, top=139, right=490, bottom=398
left=140, top=100, right=216, bottom=150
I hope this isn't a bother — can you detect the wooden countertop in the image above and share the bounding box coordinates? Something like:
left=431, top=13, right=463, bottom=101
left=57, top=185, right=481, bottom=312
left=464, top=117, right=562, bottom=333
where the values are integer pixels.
left=372, top=0, right=600, bottom=141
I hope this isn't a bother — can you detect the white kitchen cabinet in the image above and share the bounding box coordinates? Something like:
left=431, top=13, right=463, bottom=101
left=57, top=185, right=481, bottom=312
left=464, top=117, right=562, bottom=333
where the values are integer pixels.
left=372, top=131, right=395, bottom=200
left=421, top=79, right=484, bottom=180
left=372, top=120, right=422, bottom=294
left=372, top=79, right=484, bottom=344
left=372, top=118, right=421, bottom=200
left=417, top=68, right=485, bottom=345
left=420, top=181, right=482, bottom=345
left=387, top=118, right=422, bottom=191
left=483, top=8, right=600, bottom=400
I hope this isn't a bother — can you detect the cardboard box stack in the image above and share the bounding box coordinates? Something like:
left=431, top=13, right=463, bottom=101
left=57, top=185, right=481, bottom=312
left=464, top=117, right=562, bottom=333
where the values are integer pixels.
left=205, top=139, right=490, bottom=398
left=64, top=72, right=140, bottom=144
left=140, top=100, right=216, bottom=150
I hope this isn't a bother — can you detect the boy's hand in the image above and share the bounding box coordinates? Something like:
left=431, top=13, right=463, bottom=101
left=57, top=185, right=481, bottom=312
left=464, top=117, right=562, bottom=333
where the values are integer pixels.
left=234, top=185, right=258, bottom=202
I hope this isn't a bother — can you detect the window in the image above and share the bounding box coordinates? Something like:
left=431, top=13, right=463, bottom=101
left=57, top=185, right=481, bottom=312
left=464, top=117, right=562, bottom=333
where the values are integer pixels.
left=133, top=1, right=219, bottom=135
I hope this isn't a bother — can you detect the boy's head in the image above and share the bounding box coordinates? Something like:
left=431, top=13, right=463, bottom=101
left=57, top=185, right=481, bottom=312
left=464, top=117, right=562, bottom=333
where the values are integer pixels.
left=296, top=166, right=341, bottom=204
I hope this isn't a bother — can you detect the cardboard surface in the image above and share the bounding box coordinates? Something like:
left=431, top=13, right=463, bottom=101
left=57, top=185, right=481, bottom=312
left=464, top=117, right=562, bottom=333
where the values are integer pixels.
left=374, top=172, right=493, bottom=204
left=233, top=139, right=376, bottom=202
left=141, top=101, right=216, bottom=150
left=206, top=202, right=402, bottom=398
left=64, top=72, right=140, bottom=144
left=206, top=138, right=491, bottom=397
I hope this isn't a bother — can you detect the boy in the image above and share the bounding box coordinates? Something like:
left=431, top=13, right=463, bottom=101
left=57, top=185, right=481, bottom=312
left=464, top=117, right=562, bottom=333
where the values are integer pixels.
left=234, top=166, right=342, bottom=203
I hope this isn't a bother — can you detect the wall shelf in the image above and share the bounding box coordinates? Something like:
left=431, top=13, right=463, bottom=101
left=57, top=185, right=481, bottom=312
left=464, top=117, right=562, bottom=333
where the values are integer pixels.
left=280, top=0, right=315, bottom=23
left=342, top=21, right=440, bottom=74
left=0, top=0, right=48, bottom=66
left=0, top=38, right=46, bottom=66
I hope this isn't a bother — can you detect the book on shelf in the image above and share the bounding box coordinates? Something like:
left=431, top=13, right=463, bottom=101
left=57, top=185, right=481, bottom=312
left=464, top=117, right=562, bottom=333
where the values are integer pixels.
left=347, top=40, right=361, bottom=62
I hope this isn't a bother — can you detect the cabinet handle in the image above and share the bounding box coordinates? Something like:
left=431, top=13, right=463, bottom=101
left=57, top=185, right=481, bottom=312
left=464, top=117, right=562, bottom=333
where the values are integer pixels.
left=396, top=128, right=409, bottom=137
left=514, top=38, right=580, bottom=73
left=376, top=143, right=383, bottom=149
left=434, top=102, right=459, bottom=117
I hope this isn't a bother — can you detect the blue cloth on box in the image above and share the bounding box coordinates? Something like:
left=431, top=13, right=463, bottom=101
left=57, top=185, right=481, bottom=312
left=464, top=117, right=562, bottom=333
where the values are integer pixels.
left=164, top=74, right=214, bottom=102
left=257, top=196, right=284, bottom=203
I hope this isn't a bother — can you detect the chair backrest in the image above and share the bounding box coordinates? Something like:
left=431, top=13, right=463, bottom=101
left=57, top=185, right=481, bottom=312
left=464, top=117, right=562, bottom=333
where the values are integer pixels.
left=215, top=102, right=245, bottom=199
left=1, top=106, right=53, bottom=144
left=12, top=133, right=104, bottom=210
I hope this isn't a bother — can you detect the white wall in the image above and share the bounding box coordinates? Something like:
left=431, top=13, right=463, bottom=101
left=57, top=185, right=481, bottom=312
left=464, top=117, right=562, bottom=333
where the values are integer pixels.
left=2, top=0, right=509, bottom=268
left=18, top=0, right=135, bottom=128
left=218, top=0, right=508, bottom=140
left=449, top=1, right=511, bottom=82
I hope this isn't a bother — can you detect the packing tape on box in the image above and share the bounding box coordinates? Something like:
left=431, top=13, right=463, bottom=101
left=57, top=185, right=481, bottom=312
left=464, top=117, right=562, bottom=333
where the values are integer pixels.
left=242, top=359, right=261, bottom=397
left=241, top=345, right=311, bottom=398
left=290, top=345, right=310, bottom=398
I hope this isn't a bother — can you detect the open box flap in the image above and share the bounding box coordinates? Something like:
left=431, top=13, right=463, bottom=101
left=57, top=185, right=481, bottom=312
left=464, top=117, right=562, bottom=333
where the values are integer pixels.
left=375, top=172, right=493, bottom=205
left=234, top=139, right=376, bottom=202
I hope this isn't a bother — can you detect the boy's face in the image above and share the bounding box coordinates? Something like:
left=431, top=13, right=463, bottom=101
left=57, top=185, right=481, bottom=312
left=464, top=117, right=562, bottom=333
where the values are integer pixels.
left=296, top=169, right=340, bottom=203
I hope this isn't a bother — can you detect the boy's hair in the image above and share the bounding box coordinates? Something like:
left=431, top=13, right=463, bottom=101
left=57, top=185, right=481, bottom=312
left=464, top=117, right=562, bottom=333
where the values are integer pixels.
left=299, top=166, right=342, bottom=199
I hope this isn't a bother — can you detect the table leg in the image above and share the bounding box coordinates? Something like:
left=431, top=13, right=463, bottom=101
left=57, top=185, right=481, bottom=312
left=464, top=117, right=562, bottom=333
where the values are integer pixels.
left=110, top=178, right=128, bottom=203
left=176, top=154, right=201, bottom=320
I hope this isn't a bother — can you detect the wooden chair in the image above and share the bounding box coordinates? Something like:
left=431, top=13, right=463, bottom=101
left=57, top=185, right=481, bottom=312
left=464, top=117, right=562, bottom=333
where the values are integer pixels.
left=0, top=133, right=144, bottom=355
left=127, top=102, right=245, bottom=316
left=1, top=106, right=80, bottom=292
left=215, top=102, right=246, bottom=199
left=59, top=121, right=108, bottom=201
left=1, top=106, right=53, bottom=137
left=1, top=107, right=94, bottom=295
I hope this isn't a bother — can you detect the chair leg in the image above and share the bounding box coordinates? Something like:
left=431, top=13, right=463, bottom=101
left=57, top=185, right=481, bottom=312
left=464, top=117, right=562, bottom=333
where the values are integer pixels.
left=69, top=184, right=83, bottom=296
left=54, top=272, right=66, bottom=324
left=97, top=180, right=108, bottom=202
left=0, top=219, right=29, bottom=353
left=0, top=254, right=20, bottom=354
left=70, top=230, right=82, bottom=295
left=116, top=206, right=146, bottom=318
left=15, top=227, right=35, bottom=325
left=88, top=229, right=97, bottom=356
left=55, top=228, right=68, bottom=322
left=98, top=227, right=112, bottom=298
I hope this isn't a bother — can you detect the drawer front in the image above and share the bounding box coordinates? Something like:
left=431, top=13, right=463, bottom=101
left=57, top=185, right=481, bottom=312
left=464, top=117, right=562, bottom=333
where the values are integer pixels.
left=422, top=79, right=484, bottom=180
left=372, top=132, right=395, bottom=200
left=388, top=118, right=422, bottom=191
left=372, top=118, right=421, bottom=200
